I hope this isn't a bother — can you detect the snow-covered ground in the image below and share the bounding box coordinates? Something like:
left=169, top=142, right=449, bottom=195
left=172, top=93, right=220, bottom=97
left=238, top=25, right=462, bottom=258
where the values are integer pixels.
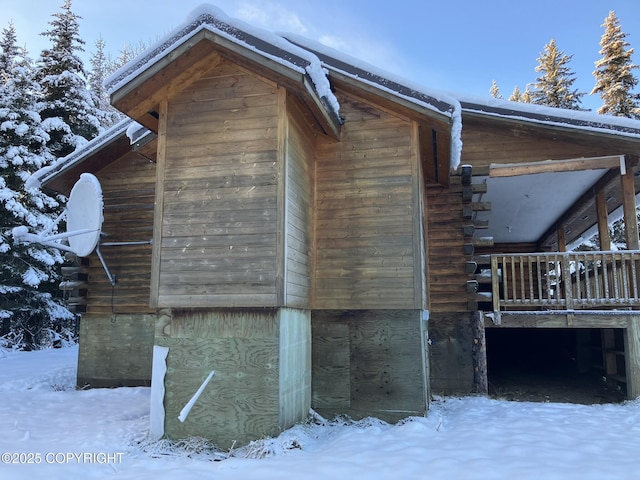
left=0, top=346, right=639, bottom=479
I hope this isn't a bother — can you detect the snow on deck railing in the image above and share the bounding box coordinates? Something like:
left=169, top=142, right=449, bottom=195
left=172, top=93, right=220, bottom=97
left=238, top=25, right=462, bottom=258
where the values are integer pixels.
left=490, top=251, right=640, bottom=315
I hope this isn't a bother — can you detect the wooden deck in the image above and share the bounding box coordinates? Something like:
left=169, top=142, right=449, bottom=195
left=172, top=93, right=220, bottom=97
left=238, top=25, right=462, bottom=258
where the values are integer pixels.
left=490, top=251, right=640, bottom=323
left=486, top=251, right=640, bottom=399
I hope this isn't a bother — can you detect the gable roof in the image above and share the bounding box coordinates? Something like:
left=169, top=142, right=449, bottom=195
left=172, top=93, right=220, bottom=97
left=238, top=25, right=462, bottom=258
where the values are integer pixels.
left=282, top=33, right=640, bottom=170
left=29, top=3, right=640, bottom=204
left=104, top=4, right=343, bottom=138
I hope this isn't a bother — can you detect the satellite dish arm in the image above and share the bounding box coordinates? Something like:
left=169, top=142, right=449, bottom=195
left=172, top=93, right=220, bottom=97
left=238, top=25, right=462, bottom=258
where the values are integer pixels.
left=39, top=210, right=66, bottom=237
left=13, top=226, right=99, bottom=248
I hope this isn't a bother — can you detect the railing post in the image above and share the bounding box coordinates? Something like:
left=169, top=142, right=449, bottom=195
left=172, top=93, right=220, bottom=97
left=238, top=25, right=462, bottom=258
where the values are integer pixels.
left=491, top=255, right=501, bottom=322
left=561, top=253, right=573, bottom=309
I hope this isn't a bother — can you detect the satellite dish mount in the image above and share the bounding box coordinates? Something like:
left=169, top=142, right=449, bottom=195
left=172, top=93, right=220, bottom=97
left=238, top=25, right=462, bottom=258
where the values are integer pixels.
left=13, top=173, right=151, bottom=286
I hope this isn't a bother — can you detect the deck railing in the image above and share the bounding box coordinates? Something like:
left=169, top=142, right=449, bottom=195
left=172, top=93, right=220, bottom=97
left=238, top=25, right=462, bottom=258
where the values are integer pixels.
left=490, top=251, right=640, bottom=313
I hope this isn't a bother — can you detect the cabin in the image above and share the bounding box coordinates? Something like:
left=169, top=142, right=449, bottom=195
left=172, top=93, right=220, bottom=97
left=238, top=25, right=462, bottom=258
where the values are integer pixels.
left=28, top=5, right=640, bottom=448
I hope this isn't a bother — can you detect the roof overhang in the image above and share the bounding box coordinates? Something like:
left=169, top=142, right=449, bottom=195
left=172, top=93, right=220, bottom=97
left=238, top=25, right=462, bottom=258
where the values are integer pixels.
left=474, top=155, right=640, bottom=250
left=29, top=119, right=156, bottom=195
left=107, top=16, right=342, bottom=139
left=461, top=100, right=640, bottom=142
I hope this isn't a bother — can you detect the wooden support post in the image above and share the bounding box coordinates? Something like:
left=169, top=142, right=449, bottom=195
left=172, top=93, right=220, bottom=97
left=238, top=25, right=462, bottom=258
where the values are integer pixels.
left=471, top=311, right=488, bottom=395
left=624, top=316, right=640, bottom=399
left=557, top=224, right=567, bottom=252
left=561, top=255, right=573, bottom=309
left=602, top=329, right=618, bottom=376
left=596, top=191, right=611, bottom=251
left=621, top=165, right=639, bottom=250
left=490, top=255, right=501, bottom=323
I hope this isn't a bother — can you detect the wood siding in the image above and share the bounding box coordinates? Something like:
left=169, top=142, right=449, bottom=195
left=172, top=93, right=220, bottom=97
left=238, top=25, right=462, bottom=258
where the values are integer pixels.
left=285, top=97, right=316, bottom=308
left=314, top=92, right=418, bottom=309
left=460, top=117, right=632, bottom=167
left=153, top=60, right=280, bottom=308
left=86, top=149, right=156, bottom=314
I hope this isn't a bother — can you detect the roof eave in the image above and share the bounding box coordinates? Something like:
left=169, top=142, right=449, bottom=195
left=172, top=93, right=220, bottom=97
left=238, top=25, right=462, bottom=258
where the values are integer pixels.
left=461, top=101, right=640, bottom=140
left=109, top=28, right=341, bottom=139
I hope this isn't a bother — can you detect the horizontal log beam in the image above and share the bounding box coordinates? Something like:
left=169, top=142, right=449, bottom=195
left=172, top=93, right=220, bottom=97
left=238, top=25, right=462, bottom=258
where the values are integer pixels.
left=490, top=155, right=624, bottom=178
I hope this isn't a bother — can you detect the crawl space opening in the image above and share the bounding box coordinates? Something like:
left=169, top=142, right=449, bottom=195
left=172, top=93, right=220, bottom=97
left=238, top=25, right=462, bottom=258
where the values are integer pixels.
left=485, top=328, right=627, bottom=404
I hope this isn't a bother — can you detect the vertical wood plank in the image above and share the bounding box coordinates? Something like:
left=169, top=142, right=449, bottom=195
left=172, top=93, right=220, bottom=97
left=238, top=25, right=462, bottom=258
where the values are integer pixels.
left=277, top=86, right=288, bottom=305
left=471, top=310, right=487, bottom=394
left=557, top=224, right=567, bottom=252
left=632, top=252, right=639, bottom=300
left=411, top=121, right=425, bottom=309
left=519, top=256, right=525, bottom=302
left=603, top=260, right=610, bottom=299
left=562, top=255, right=573, bottom=309
left=278, top=308, right=311, bottom=429
left=536, top=258, right=543, bottom=301
left=510, top=257, right=516, bottom=301
left=625, top=317, right=640, bottom=399
left=621, top=166, right=639, bottom=250
left=587, top=253, right=593, bottom=301
left=575, top=253, right=582, bottom=301
left=596, top=191, right=611, bottom=251
left=150, top=98, right=168, bottom=307
left=491, top=255, right=500, bottom=314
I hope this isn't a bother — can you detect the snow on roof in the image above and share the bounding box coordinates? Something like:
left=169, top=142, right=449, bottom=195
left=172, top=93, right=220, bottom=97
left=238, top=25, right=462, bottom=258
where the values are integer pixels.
left=26, top=118, right=153, bottom=190
left=459, top=93, right=640, bottom=139
left=35, top=4, right=640, bottom=189
left=284, top=33, right=640, bottom=167
left=283, top=33, right=463, bottom=170
left=104, top=4, right=341, bottom=118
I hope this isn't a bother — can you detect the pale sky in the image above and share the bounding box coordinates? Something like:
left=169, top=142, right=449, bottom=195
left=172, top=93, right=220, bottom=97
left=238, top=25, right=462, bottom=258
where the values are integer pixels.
left=1, top=0, right=640, bottom=111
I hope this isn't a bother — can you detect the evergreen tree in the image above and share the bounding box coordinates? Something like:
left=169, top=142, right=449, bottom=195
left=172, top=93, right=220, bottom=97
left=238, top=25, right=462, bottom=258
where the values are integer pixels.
left=111, top=41, right=146, bottom=70
left=88, top=36, right=121, bottom=127
left=591, top=11, right=640, bottom=119
left=0, top=38, right=74, bottom=349
left=509, top=85, right=522, bottom=102
left=530, top=38, right=585, bottom=110
left=0, top=22, right=18, bottom=81
left=520, top=85, right=533, bottom=103
left=490, top=80, right=503, bottom=99
left=36, top=0, right=102, bottom=158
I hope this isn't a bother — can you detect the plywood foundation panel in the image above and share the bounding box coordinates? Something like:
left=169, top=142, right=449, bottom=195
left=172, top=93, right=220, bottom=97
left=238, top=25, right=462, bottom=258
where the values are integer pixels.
left=311, top=310, right=427, bottom=422
left=428, top=312, right=475, bottom=395
left=156, top=308, right=311, bottom=449
left=77, top=314, right=156, bottom=388
left=311, top=321, right=350, bottom=409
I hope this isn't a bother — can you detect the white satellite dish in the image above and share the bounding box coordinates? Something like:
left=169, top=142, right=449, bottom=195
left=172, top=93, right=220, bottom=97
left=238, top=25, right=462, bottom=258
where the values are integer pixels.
left=65, top=173, right=103, bottom=257
left=13, top=173, right=103, bottom=257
